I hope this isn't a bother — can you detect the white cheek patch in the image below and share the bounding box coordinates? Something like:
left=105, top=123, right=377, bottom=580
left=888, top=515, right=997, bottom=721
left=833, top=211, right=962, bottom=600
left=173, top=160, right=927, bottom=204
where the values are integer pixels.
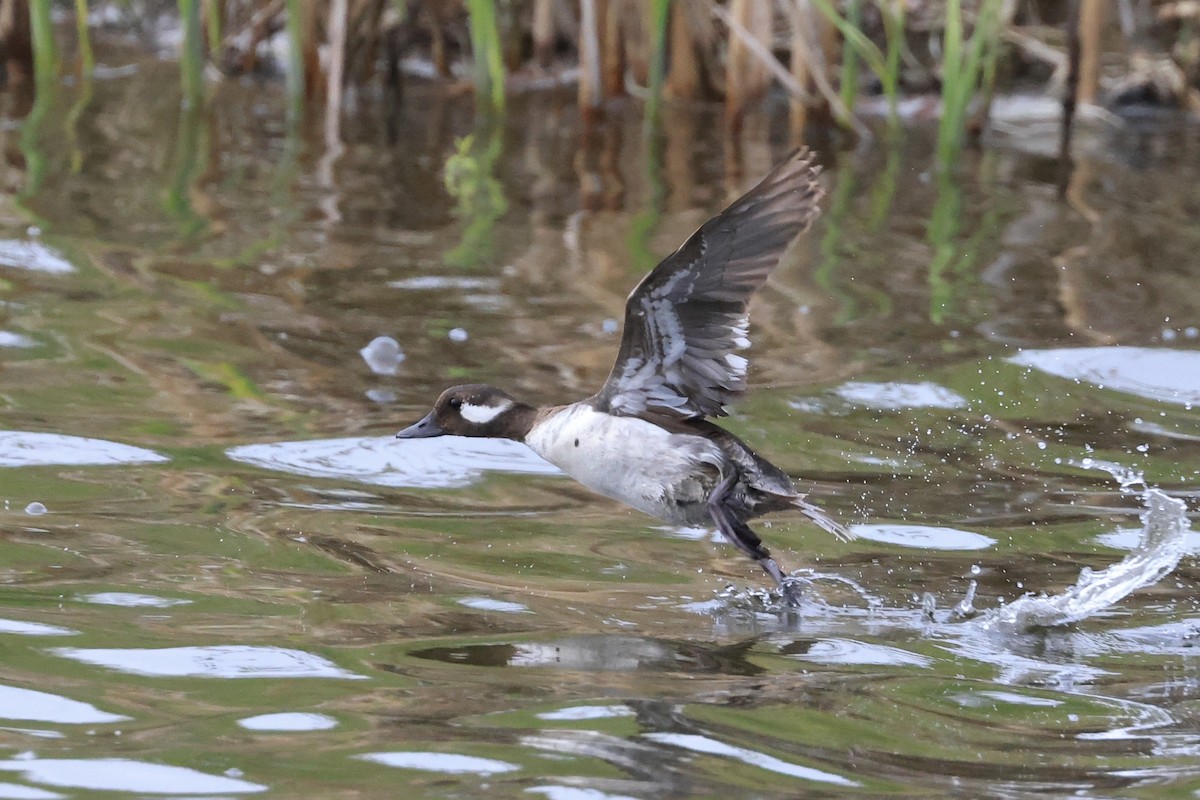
left=460, top=400, right=512, bottom=424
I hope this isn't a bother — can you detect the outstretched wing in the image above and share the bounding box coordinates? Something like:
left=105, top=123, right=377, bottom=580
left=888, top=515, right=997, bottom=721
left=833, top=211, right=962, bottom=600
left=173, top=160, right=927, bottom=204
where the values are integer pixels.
left=592, top=148, right=824, bottom=418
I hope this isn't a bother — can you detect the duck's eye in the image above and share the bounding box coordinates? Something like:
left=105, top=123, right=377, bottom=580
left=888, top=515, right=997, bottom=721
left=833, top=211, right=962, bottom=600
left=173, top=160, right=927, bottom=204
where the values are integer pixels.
left=448, top=398, right=463, bottom=410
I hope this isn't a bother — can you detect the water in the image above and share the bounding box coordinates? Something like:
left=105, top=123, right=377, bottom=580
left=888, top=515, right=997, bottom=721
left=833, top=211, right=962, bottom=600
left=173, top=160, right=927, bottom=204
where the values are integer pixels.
left=0, top=49, right=1198, bottom=798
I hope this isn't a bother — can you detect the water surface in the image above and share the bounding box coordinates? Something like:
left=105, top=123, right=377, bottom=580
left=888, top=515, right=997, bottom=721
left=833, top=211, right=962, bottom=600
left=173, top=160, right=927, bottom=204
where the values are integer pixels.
left=0, top=50, right=1198, bottom=798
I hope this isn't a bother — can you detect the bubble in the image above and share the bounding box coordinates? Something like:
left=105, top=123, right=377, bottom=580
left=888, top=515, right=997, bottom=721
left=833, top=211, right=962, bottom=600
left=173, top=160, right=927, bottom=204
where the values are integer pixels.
left=448, top=328, right=469, bottom=342
left=24, top=502, right=47, bottom=516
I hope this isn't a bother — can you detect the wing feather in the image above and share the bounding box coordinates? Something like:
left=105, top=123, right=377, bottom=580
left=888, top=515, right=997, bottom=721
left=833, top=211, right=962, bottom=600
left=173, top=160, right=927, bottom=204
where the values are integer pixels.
left=592, top=148, right=824, bottom=418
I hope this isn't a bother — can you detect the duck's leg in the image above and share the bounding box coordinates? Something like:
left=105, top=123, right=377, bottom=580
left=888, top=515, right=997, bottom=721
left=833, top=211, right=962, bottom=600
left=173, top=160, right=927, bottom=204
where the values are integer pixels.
left=707, top=473, right=800, bottom=608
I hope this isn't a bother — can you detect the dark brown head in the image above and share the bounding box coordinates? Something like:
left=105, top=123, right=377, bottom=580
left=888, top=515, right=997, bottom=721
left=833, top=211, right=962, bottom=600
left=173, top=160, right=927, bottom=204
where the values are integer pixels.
left=395, top=384, right=535, bottom=441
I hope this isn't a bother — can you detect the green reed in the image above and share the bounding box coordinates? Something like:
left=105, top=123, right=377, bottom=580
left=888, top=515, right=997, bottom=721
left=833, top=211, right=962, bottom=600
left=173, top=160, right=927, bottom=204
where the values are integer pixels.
left=205, top=0, right=222, bottom=53
left=644, top=0, right=670, bottom=131
left=178, top=0, right=205, bottom=107
left=465, top=0, right=505, bottom=114
left=936, top=0, right=1004, bottom=165
left=74, top=0, right=94, bottom=75
left=284, top=0, right=307, bottom=123
left=839, top=0, right=863, bottom=114
left=68, top=0, right=96, bottom=174
left=812, top=0, right=903, bottom=128
left=21, top=0, right=58, bottom=213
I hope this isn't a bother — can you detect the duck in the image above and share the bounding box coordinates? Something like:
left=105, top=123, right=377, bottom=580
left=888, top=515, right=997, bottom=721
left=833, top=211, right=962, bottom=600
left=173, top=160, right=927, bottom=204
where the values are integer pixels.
left=396, top=148, right=851, bottom=607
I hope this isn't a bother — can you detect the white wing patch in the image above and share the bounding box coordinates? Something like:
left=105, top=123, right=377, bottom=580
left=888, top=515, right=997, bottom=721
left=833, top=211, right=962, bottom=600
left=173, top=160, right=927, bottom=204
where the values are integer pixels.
left=461, top=400, right=513, bottom=424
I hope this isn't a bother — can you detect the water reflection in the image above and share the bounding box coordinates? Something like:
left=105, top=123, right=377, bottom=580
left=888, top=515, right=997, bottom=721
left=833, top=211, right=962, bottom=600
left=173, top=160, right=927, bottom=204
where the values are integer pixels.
left=0, top=686, right=127, bottom=724
left=227, top=435, right=559, bottom=489
left=832, top=380, right=968, bottom=410
left=1, top=39, right=1199, bottom=800
left=0, top=240, right=73, bottom=274
left=642, top=733, right=860, bottom=786
left=357, top=751, right=519, bottom=775
left=850, top=524, right=996, bottom=550
left=0, top=784, right=62, bottom=800
left=237, top=713, right=338, bottom=732
left=1013, top=346, right=1200, bottom=406
left=51, top=645, right=366, bottom=679
left=0, top=759, right=266, bottom=795
left=78, top=592, right=191, bottom=608
left=0, top=432, right=168, bottom=467
left=0, top=620, right=76, bottom=637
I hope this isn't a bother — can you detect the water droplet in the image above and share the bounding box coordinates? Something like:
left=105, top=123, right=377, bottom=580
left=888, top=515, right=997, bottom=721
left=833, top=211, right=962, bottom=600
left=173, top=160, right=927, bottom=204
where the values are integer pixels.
left=969, top=564, right=982, bottom=575
left=24, top=502, right=46, bottom=516
left=359, top=336, right=405, bottom=376
left=448, top=328, right=469, bottom=342
left=1037, top=441, right=1047, bottom=450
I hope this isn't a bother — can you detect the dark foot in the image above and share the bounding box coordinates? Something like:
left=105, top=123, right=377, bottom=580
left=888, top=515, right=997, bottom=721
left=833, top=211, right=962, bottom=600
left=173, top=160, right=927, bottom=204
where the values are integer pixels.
left=708, top=474, right=799, bottom=604
left=759, top=556, right=801, bottom=608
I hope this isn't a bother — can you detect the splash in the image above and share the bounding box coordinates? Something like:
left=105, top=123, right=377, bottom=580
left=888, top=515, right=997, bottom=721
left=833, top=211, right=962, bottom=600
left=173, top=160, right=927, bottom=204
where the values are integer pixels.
left=974, top=487, right=1189, bottom=634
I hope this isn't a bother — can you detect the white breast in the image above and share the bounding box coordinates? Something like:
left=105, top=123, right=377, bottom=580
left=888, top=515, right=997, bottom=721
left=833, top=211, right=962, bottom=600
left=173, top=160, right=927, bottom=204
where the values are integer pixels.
left=524, top=403, right=723, bottom=521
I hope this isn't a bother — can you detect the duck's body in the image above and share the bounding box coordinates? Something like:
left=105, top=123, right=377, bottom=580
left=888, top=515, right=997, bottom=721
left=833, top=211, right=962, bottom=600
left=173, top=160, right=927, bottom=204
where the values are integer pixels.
left=397, top=149, right=849, bottom=606
left=526, top=402, right=724, bottom=526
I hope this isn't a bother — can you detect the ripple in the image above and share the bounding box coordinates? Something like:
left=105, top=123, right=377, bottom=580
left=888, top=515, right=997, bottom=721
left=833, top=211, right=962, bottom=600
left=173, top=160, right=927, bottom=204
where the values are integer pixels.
left=1095, top=527, right=1200, bottom=554
left=0, top=758, right=265, bottom=794
left=0, top=432, right=169, bottom=468
left=832, top=381, right=968, bottom=410
left=0, top=620, right=77, bottom=637
left=357, top=752, right=519, bottom=775
left=237, top=713, right=338, bottom=731
left=0, top=686, right=128, bottom=724
left=536, top=705, right=634, bottom=721
left=527, top=788, right=639, bottom=800
left=0, top=332, right=36, bottom=349
left=642, top=733, right=859, bottom=786
left=50, top=645, right=367, bottom=679
left=0, top=783, right=64, bottom=800
left=227, top=435, right=559, bottom=489
left=850, top=524, right=996, bottom=550
left=1012, top=347, right=1200, bottom=406
left=0, top=240, right=75, bottom=274
left=78, top=593, right=192, bottom=608
left=457, top=597, right=532, bottom=614
left=792, top=638, right=934, bottom=668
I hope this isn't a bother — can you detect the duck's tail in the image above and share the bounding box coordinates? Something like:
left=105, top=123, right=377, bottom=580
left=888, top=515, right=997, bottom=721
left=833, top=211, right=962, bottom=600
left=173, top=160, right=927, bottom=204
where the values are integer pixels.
left=794, top=496, right=855, bottom=542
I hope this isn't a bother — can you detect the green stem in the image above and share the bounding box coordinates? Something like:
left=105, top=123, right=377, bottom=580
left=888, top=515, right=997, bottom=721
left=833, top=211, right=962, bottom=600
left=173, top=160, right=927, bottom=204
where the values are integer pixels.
left=285, top=0, right=306, bottom=124
left=66, top=0, right=95, bottom=174
left=179, top=0, right=205, bottom=108
left=74, top=0, right=94, bottom=74
left=465, top=0, right=505, bottom=114
left=645, top=0, right=669, bottom=132
left=20, top=0, right=58, bottom=217
left=839, top=0, right=863, bottom=115
left=205, top=0, right=222, bottom=53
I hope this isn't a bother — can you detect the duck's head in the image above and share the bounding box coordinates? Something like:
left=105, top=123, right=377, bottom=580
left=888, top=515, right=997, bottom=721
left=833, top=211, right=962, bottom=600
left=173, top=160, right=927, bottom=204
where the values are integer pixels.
left=396, top=384, right=533, bottom=440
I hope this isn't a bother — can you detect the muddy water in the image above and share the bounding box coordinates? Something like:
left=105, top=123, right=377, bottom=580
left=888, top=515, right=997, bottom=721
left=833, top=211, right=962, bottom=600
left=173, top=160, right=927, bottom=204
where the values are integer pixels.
left=1, top=52, right=1199, bottom=799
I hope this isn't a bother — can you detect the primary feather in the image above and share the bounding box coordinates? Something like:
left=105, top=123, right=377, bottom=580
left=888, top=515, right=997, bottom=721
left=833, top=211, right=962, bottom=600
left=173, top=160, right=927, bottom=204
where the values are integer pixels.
left=592, top=148, right=824, bottom=419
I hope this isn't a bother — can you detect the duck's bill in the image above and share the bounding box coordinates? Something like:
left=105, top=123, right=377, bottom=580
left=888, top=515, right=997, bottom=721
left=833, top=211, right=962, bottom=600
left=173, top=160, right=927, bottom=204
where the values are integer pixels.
left=395, top=411, right=446, bottom=439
